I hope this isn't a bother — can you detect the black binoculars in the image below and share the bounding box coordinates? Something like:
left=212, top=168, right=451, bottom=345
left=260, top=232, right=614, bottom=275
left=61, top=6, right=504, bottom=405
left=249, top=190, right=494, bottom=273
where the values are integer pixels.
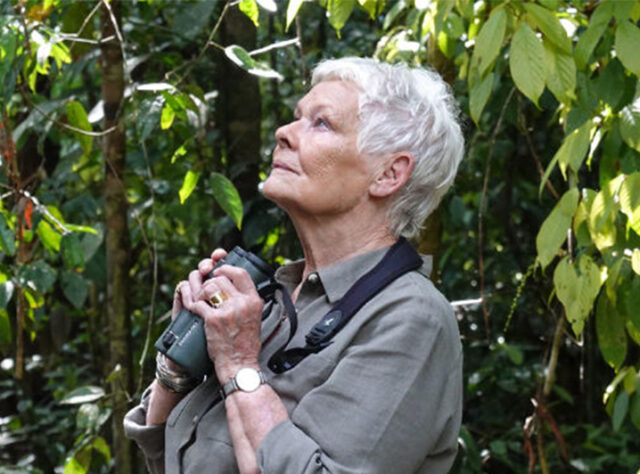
left=154, top=247, right=275, bottom=379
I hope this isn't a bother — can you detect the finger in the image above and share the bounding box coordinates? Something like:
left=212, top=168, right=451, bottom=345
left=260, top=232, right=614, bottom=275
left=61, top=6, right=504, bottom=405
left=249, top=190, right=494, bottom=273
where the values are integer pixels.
left=211, top=247, right=228, bottom=262
left=171, top=281, right=188, bottom=319
left=213, top=264, right=257, bottom=294
left=188, top=268, right=204, bottom=299
left=197, top=258, right=214, bottom=277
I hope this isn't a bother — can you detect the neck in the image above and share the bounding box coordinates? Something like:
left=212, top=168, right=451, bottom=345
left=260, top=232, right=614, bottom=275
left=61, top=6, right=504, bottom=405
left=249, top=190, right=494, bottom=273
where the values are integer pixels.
left=289, top=210, right=397, bottom=281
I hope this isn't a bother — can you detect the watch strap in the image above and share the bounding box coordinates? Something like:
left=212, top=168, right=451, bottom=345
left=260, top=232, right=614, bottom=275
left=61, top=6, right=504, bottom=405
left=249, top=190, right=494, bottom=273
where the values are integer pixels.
left=220, top=368, right=267, bottom=399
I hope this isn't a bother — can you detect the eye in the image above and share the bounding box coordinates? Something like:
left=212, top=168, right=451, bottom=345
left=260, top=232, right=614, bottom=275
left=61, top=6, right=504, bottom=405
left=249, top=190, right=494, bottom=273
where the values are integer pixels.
left=312, top=116, right=330, bottom=130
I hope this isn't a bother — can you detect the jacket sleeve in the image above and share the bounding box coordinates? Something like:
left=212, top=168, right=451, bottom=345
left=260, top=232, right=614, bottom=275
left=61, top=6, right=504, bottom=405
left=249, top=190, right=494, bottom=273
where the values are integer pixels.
left=123, top=387, right=166, bottom=474
left=256, top=277, right=463, bottom=474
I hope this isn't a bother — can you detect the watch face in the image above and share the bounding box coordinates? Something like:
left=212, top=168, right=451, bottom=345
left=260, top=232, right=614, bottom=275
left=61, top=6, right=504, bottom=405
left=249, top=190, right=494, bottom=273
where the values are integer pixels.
left=236, top=368, right=261, bottom=392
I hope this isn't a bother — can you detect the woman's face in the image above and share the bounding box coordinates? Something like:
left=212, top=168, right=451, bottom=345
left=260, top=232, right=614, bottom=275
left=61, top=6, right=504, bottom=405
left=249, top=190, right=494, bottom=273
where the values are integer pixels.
left=263, top=80, right=375, bottom=217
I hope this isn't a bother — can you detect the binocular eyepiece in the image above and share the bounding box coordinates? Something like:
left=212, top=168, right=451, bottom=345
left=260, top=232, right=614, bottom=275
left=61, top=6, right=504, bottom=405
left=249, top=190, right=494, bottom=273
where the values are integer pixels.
left=154, top=247, right=275, bottom=378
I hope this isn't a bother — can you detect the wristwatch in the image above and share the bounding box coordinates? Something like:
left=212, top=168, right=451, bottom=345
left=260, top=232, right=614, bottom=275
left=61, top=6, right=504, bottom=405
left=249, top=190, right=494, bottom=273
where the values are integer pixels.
left=221, top=367, right=267, bottom=399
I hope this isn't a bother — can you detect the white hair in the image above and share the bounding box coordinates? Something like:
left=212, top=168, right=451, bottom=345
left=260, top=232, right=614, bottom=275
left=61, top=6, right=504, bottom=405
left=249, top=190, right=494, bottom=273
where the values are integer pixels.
left=311, top=57, right=464, bottom=238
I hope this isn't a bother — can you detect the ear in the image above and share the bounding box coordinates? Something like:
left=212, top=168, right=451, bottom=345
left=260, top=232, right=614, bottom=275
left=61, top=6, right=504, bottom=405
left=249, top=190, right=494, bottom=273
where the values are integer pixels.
left=369, top=153, right=415, bottom=198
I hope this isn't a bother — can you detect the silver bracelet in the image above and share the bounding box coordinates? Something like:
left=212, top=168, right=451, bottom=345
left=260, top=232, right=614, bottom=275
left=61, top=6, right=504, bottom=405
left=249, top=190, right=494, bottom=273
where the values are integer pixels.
left=155, top=353, right=201, bottom=393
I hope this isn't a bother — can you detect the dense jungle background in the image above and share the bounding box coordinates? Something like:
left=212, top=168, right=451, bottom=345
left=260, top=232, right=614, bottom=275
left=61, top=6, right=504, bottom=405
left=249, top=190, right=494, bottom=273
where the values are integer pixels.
left=1, top=0, right=640, bottom=472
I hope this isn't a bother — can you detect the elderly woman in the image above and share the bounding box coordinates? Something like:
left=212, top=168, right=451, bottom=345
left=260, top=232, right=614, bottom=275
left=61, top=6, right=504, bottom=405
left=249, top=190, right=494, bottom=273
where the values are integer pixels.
left=125, top=57, right=464, bottom=473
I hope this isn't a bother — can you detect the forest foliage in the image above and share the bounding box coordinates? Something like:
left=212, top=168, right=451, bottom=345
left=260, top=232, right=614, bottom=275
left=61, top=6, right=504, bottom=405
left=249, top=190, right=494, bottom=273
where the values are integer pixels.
left=1, top=0, right=640, bottom=473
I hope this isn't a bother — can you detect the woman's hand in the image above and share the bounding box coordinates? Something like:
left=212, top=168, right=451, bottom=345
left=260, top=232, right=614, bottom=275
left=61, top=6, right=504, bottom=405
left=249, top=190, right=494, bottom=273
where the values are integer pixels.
left=181, top=250, right=264, bottom=384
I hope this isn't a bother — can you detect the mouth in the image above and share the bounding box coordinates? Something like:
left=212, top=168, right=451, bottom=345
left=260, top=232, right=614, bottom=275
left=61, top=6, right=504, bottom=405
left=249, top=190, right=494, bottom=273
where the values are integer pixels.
left=271, top=160, right=297, bottom=174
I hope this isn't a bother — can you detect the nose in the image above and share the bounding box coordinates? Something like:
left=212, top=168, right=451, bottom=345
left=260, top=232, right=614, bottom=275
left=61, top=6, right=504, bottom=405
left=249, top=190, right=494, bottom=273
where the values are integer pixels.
left=275, top=120, right=296, bottom=150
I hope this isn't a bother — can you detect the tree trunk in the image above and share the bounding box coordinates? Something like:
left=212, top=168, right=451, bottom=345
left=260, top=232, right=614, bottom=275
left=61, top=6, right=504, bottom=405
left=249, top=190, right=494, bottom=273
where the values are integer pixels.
left=100, top=2, right=134, bottom=473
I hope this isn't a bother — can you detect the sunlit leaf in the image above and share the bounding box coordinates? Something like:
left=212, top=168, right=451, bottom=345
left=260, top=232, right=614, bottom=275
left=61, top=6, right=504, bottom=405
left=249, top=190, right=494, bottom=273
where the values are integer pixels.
left=91, top=436, right=111, bottom=462
left=65, top=101, right=93, bottom=156
left=588, top=175, right=623, bottom=251
left=619, top=172, right=640, bottom=237
left=620, top=98, right=640, bottom=153
left=632, top=249, right=640, bottom=276
left=472, top=8, right=506, bottom=75
left=615, top=20, right=640, bottom=76
left=536, top=188, right=579, bottom=270
left=554, top=255, right=602, bottom=336
left=161, top=102, right=175, bottom=130
left=179, top=170, right=201, bottom=204
left=510, top=23, right=546, bottom=106
left=60, top=386, right=106, bottom=405
left=524, top=3, right=571, bottom=54
left=36, top=219, right=61, bottom=253
left=240, top=0, right=259, bottom=26
left=469, top=72, right=493, bottom=125
left=286, top=0, right=305, bottom=31
left=211, top=172, right=243, bottom=229
left=327, top=0, right=356, bottom=37
left=544, top=41, right=576, bottom=104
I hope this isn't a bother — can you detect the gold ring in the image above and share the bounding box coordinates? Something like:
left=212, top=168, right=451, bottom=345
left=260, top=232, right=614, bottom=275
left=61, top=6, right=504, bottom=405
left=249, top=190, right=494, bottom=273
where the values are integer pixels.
left=209, top=290, right=228, bottom=308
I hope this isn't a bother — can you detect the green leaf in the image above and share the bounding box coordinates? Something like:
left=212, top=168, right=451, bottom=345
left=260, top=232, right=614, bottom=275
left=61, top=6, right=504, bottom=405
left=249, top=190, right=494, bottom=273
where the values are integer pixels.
left=77, top=403, right=100, bottom=431
left=171, top=144, right=188, bottom=164
left=383, top=1, right=407, bottom=31
left=0, top=213, right=16, bottom=257
left=211, top=172, right=243, bottom=229
left=17, top=260, right=57, bottom=294
left=510, top=23, right=546, bottom=106
left=560, top=120, right=593, bottom=179
left=0, top=309, right=11, bottom=349
left=65, top=101, right=93, bottom=156
left=138, top=96, right=164, bottom=142
left=469, top=72, right=493, bottom=125
left=61, top=233, right=85, bottom=271
left=161, top=102, right=175, bottom=130
left=224, top=45, right=283, bottom=81
left=64, top=446, right=91, bottom=474
left=621, top=276, right=640, bottom=330
left=544, top=41, right=576, bottom=105
left=524, top=3, right=571, bottom=54
left=240, top=0, right=259, bottom=26
left=91, top=436, right=111, bottom=462
left=60, top=385, right=106, bottom=405
left=327, top=0, right=356, bottom=37
left=536, top=188, right=579, bottom=270
left=554, top=255, right=602, bottom=336
left=612, top=391, right=629, bottom=431
left=36, top=219, right=62, bottom=253
left=61, top=270, right=88, bottom=309
left=631, top=391, right=640, bottom=430
left=620, top=98, right=640, bottom=152
left=632, top=249, right=640, bottom=276
left=596, top=293, right=628, bottom=370
left=286, top=0, right=305, bottom=31
left=575, top=19, right=609, bottom=70
left=358, top=0, right=378, bottom=19
left=172, top=0, right=217, bottom=40
left=588, top=175, right=623, bottom=251
left=619, top=172, right=640, bottom=237
left=615, top=20, right=640, bottom=77
left=472, top=8, right=507, bottom=75
left=179, top=170, right=201, bottom=204
left=0, top=280, right=14, bottom=308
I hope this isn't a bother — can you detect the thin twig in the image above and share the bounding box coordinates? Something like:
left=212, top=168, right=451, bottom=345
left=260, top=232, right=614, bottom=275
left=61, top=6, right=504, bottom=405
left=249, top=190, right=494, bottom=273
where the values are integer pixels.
left=18, top=83, right=117, bottom=137
left=136, top=138, right=160, bottom=395
left=173, top=0, right=235, bottom=86
left=61, top=34, right=116, bottom=45
left=477, top=86, right=516, bottom=341
left=0, top=184, right=72, bottom=234
left=518, top=95, right=560, bottom=200
left=69, top=0, right=103, bottom=54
